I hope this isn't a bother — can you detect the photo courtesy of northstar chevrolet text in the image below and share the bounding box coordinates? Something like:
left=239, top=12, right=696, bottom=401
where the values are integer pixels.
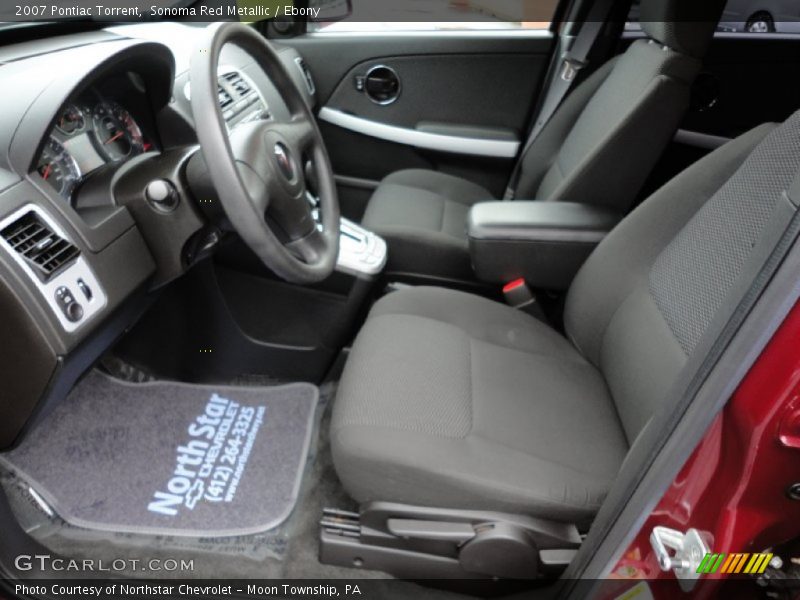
left=0, top=0, right=800, bottom=598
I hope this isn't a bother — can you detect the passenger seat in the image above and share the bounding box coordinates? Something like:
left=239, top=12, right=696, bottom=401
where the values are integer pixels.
left=361, top=0, right=727, bottom=281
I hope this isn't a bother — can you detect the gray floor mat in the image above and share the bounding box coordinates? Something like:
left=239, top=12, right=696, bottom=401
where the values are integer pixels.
left=2, top=380, right=473, bottom=597
left=0, top=371, right=318, bottom=537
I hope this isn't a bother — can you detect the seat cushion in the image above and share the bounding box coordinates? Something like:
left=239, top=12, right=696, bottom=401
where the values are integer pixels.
left=331, top=287, right=629, bottom=523
left=362, top=170, right=494, bottom=280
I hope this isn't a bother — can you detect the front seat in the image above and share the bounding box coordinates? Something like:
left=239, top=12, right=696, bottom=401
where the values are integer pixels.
left=361, top=0, right=726, bottom=281
left=332, top=111, right=799, bottom=524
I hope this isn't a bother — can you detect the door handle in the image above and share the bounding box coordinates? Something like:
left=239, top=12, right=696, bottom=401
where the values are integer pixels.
left=357, top=65, right=401, bottom=105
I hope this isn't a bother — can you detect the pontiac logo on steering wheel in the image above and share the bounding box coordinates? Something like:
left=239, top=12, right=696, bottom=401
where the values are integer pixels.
left=274, top=143, right=296, bottom=181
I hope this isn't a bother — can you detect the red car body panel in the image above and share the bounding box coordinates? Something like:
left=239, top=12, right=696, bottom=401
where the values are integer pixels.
left=606, top=298, right=800, bottom=598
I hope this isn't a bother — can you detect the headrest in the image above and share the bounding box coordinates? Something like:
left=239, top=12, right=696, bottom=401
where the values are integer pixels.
left=640, top=0, right=727, bottom=58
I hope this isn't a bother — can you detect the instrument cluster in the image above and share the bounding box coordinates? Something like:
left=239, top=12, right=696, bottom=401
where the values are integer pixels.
left=36, top=91, right=154, bottom=202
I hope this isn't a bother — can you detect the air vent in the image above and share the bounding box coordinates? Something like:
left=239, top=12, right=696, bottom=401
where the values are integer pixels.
left=295, top=57, right=316, bottom=96
left=217, top=69, right=269, bottom=124
left=223, top=71, right=252, bottom=97
left=217, top=85, right=234, bottom=110
left=1, top=211, right=79, bottom=280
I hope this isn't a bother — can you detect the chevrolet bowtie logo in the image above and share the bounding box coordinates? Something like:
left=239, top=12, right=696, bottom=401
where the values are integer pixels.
left=697, top=552, right=773, bottom=575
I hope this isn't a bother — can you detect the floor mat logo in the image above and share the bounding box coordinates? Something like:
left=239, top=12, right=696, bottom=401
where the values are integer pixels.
left=148, top=393, right=266, bottom=517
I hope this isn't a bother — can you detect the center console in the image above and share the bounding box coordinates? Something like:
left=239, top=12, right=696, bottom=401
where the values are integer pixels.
left=468, top=201, right=621, bottom=291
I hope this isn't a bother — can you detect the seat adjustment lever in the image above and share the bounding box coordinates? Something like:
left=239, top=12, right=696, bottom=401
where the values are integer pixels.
left=321, top=503, right=582, bottom=581
left=387, top=519, right=475, bottom=543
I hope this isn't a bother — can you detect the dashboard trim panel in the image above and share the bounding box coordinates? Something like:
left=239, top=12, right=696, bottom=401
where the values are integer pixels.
left=0, top=204, right=107, bottom=333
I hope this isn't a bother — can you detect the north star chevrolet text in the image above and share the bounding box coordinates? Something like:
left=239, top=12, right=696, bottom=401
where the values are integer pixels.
left=16, top=584, right=361, bottom=596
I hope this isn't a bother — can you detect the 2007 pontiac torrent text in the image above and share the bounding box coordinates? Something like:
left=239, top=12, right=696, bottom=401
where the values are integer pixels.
left=14, top=5, right=321, bottom=18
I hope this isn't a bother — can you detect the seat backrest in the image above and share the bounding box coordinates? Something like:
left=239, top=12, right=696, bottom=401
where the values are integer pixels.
left=564, top=112, right=800, bottom=444
left=515, top=0, right=726, bottom=212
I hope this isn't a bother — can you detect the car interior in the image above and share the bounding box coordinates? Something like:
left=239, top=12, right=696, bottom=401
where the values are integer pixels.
left=2, top=0, right=800, bottom=595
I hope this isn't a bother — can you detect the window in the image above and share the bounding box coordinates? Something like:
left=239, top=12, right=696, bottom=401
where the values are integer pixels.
left=307, top=0, right=559, bottom=33
left=626, top=0, right=800, bottom=35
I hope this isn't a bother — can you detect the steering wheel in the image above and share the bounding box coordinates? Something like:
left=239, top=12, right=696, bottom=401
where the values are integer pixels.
left=189, top=23, right=340, bottom=284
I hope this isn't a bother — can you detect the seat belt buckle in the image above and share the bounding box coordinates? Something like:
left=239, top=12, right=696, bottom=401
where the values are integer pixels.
left=504, top=279, right=548, bottom=321
left=503, top=279, right=536, bottom=309
left=560, top=55, right=587, bottom=82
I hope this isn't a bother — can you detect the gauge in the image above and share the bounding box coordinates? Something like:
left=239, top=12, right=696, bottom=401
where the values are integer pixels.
left=36, top=136, right=81, bottom=199
left=55, top=104, right=86, bottom=136
left=92, top=102, right=145, bottom=161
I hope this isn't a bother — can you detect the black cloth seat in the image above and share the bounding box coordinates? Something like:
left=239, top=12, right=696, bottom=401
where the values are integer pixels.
left=361, top=170, right=493, bottom=281
left=362, top=0, right=726, bottom=281
left=332, top=113, right=798, bottom=522
left=332, top=286, right=628, bottom=522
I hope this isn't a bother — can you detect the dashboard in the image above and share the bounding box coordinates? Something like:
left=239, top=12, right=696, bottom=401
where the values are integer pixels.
left=35, top=60, right=279, bottom=205
left=0, top=23, right=317, bottom=450
left=37, top=80, right=156, bottom=202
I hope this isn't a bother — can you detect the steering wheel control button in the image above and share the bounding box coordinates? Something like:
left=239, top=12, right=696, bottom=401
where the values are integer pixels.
left=55, top=286, right=84, bottom=323
left=145, top=179, right=179, bottom=213
left=274, top=143, right=296, bottom=181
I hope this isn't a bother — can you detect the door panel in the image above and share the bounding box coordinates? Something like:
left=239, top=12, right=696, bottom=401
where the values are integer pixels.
left=324, top=53, right=543, bottom=132
left=287, top=33, right=554, bottom=107
left=282, top=33, right=554, bottom=217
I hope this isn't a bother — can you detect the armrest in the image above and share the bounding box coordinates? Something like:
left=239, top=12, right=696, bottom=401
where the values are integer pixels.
left=467, top=201, right=622, bottom=291
left=416, top=122, right=519, bottom=142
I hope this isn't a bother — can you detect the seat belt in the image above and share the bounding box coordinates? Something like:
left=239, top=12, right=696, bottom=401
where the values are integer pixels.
left=503, top=0, right=617, bottom=200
